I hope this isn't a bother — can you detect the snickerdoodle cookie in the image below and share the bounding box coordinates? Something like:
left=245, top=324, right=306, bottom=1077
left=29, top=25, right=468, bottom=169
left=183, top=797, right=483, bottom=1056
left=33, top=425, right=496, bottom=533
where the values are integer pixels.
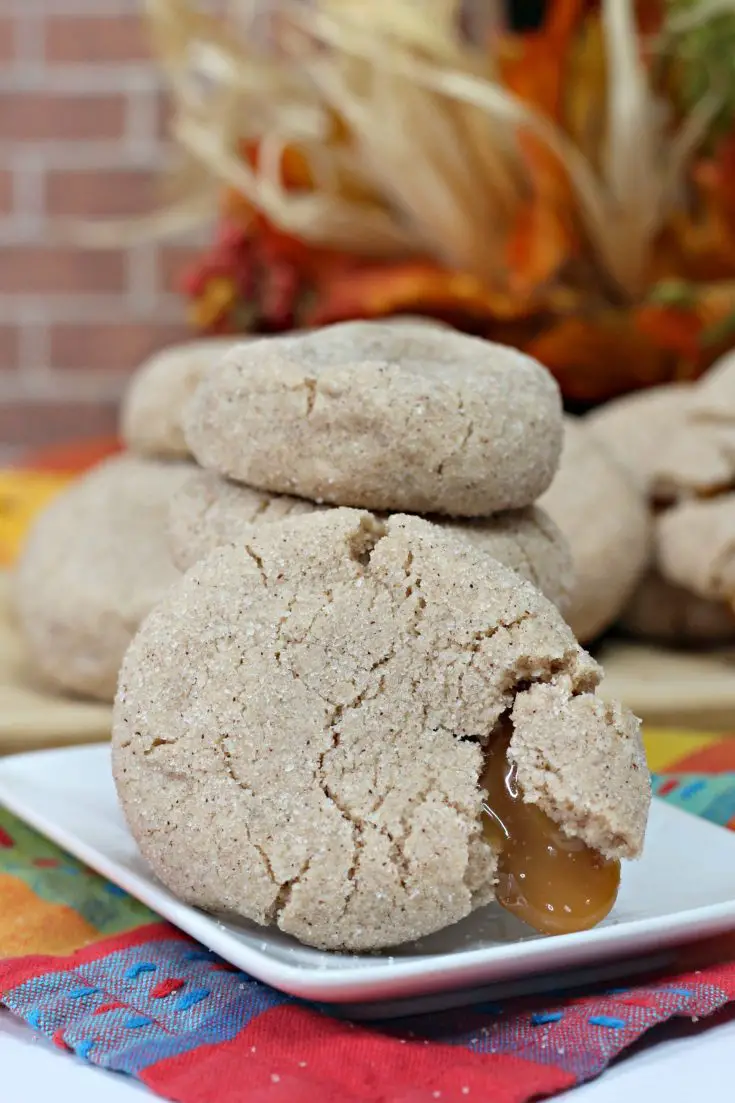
left=15, top=455, right=190, bottom=701
left=121, top=338, right=240, bottom=459
left=167, top=469, right=573, bottom=609
left=113, top=509, right=649, bottom=952
left=656, top=494, right=735, bottom=606
left=586, top=384, right=692, bottom=496
left=649, top=351, right=735, bottom=502
left=540, top=418, right=651, bottom=643
left=184, top=321, right=563, bottom=516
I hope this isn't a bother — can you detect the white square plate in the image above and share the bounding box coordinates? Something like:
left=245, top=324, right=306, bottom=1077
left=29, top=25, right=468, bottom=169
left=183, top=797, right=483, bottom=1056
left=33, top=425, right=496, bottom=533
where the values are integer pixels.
left=1, top=744, right=735, bottom=1018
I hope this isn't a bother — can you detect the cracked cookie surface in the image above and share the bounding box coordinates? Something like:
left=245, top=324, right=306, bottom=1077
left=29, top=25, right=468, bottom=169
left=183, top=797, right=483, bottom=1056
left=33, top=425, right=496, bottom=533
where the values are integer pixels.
left=113, top=509, right=649, bottom=952
left=167, top=469, right=573, bottom=611
left=16, top=454, right=190, bottom=701
left=121, top=338, right=241, bottom=459
left=183, top=321, right=563, bottom=516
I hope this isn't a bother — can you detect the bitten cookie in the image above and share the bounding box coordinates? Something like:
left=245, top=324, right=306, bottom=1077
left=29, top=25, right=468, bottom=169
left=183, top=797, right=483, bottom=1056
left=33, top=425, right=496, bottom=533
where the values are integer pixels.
left=618, top=569, right=735, bottom=646
left=168, top=469, right=573, bottom=609
left=184, top=321, right=563, bottom=516
left=121, top=338, right=241, bottom=459
left=15, top=455, right=190, bottom=701
left=113, top=509, right=649, bottom=952
left=540, top=418, right=651, bottom=643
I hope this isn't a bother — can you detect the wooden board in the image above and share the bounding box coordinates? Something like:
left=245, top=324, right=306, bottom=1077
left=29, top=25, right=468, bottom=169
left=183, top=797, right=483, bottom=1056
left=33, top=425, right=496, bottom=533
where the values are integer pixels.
left=0, top=572, right=111, bottom=756
left=598, top=640, right=735, bottom=732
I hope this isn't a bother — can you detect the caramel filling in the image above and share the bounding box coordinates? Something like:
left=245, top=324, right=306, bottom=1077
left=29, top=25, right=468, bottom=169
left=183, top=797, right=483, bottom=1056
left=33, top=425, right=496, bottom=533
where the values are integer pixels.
left=481, top=730, right=620, bottom=935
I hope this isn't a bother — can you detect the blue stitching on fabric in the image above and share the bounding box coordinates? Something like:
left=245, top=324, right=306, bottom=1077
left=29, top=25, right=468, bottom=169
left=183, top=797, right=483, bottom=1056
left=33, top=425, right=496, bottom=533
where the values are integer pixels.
left=173, top=987, right=211, bottom=1012
left=124, top=963, right=157, bottom=980
left=124, top=1015, right=154, bottom=1029
left=183, top=950, right=219, bottom=962
left=531, top=1011, right=564, bottom=1025
left=588, top=1016, right=627, bottom=1029
left=25, top=1009, right=41, bottom=1029
left=68, top=986, right=101, bottom=999
left=665, top=988, right=694, bottom=998
left=75, top=1039, right=96, bottom=1060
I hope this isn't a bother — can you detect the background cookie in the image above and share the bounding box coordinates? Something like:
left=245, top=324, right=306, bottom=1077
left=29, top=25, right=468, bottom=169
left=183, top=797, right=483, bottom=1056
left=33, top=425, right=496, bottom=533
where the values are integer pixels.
left=113, top=509, right=648, bottom=952
left=15, top=455, right=190, bottom=701
left=168, top=470, right=573, bottom=608
left=656, top=494, right=735, bottom=605
left=586, top=384, right=691, bottom=495
left=618, top=569, right=735, bottom=646
left=184, top=321, right=563, bottom=516
left=540, top=417, right=651, bottom=643
left=121, top=338, right=241, bottom=459
left=649, top=351, right=735, bottom=502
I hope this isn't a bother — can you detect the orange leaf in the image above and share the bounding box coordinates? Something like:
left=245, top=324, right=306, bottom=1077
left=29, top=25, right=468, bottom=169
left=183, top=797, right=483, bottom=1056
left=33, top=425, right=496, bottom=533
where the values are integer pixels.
left=498, top=1, right=587, bottom=120
left=307, top=262, right=532, bottom=328
left=525, top=314, right=673, bottom=403
left=505, top=136, right=576, bottom=295
left=20, top=436, right=121, bottom=473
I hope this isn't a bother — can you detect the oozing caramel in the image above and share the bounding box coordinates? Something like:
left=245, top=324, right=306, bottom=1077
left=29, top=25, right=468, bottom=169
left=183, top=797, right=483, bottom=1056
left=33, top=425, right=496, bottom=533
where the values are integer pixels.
left=481, top=730, right=620, bottom=935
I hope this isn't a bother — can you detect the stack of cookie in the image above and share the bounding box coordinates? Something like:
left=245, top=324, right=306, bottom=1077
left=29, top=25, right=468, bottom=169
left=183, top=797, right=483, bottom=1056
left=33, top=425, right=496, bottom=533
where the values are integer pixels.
left=167, top=321, right=574, bottom=611
left=14, top=339, right=239, bottom=702
left=588, top=351, right=735, bottom=646
left=111, top=320, right=651, bottom=953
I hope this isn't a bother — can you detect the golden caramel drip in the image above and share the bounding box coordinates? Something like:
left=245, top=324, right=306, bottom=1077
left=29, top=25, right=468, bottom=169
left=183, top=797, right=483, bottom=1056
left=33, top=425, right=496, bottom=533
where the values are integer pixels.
left=481, top=731, right=620, bottom=935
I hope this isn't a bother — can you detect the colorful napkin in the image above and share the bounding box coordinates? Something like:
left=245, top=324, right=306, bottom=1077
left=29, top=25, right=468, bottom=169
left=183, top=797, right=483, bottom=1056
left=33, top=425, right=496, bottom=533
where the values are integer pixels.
left=1, top=732, right=734, bottom=1103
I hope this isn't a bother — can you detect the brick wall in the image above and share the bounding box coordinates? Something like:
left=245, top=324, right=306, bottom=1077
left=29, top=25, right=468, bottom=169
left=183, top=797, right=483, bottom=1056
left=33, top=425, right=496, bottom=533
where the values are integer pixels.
left=0, top=1, right=201, bottom=453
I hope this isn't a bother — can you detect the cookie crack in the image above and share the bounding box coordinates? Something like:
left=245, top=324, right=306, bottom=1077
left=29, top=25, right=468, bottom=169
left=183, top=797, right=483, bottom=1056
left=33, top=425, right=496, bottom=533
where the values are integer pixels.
left=436, top=392, right=474, bottom=476
left=317, top=722, right=363, bottom=917
left=243, top=542, right=267, bottom=586
left=215, top=735, right=287, bottom=906
left=273, top=857, right=312, bottom=918
left=303, top=377, right=317, bottom=416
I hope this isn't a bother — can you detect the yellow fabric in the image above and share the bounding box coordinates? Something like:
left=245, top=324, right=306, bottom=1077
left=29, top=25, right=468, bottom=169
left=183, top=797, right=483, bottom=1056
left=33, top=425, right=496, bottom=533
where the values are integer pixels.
left=0, top=472, right=72, bottom=568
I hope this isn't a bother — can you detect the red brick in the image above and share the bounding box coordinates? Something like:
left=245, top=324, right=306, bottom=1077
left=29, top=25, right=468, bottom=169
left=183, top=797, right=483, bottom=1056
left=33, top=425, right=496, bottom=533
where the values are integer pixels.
left=46, top=169, right=156, bottom=218
left=0, top=17, right=14, bottom=64
left=44, top=15, right=151, bottom=64
left=0, top=401, right=119, bottom=449
left=0, top=170, right=12, bottom=215
left=0, top=247, right=125, bottom=294
left=50, top=322, right=188, bottom=372
left=0, top=93, right=126, bottom=142
left=0, top=325, right=19, bottom=371
left=158, top=244, right=202, bottom=294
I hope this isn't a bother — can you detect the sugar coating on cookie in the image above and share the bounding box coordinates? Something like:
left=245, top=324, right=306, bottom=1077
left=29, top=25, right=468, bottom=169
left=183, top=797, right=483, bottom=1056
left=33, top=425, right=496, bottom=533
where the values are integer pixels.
left=15, top=455, right=190, bottom=701
left=657, top=494, right=735, bottom=604
left=540, top=418, right=651, bottom=643
left=121, top=338, right=241, bottom=459
left=167, top=470, right=324, bottom=571
left=113, top=509, right=649, bottom=952
left=586, top=384, right=691, bottom=496
left=443, top=508, right=573, bottom=612
left=619, top=569, right=735, bottom=646
left=168, top=469, right=573, bottom=608
left=184, top=321, right=563, bottom=517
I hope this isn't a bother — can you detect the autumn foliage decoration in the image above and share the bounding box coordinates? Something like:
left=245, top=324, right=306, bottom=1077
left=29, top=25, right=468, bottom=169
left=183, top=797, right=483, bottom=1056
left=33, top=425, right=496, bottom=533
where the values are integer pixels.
left=145, top=0, right=735, bottom=404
